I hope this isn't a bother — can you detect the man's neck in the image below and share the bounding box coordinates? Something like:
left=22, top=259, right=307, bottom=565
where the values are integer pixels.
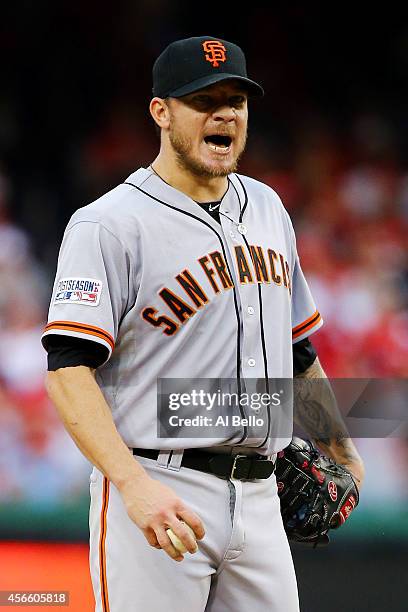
left=150, top=154, right=229, bottom=203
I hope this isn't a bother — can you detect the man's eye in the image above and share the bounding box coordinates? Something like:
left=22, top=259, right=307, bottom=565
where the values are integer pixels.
left=194, top=96, right=212, bottom=105
left=230, top=96, right=246, bottom=107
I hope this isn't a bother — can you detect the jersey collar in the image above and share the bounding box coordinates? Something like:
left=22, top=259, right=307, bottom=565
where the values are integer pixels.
left=125, top=167, right=243, bottom=230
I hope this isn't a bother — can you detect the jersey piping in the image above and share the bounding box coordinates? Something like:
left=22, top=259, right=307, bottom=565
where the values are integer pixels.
left=236, top=175, right=249, bottom=222
left=43, top=321, right=115, bottom=353
left=123, top=179, right=247, bottom=443
left=292, top=310, right=322, bottom=341
left=241, top=231, right=271, bottom=447
left=228, top=177, right=244, bottom=218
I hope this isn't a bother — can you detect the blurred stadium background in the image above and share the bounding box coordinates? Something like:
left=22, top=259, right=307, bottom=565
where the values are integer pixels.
left=0, top=3, right=407, bottom=611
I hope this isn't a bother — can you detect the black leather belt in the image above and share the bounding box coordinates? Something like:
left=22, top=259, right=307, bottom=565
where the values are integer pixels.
left=132, top=448, right=275, bottom=480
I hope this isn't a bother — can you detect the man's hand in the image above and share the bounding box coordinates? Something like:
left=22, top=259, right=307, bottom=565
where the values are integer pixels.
left=276, top=437, right=361, bottom=545
left=346, top=461, right=365, bottom=491
left=45, top=367, right=205, bottom=562
left=314, top=437, right=365, bottom=492
left=118, top=474, right=205, bottom=562
left=331, top=453, right=365, bottom=492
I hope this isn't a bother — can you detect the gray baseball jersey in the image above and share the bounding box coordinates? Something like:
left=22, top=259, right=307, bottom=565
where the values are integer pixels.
left=42, top=167, right=322, bottom=453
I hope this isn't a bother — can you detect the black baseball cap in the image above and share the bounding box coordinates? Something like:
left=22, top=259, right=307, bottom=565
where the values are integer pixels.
left=152, top=36, right=264, bottom=99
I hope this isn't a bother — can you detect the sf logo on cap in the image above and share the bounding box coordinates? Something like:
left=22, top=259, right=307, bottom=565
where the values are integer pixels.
left=202, top=40, right=226, bottom=68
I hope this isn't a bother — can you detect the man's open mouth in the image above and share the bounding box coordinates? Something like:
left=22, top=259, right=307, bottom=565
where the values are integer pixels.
left=204, top=134, right=233, bottom=152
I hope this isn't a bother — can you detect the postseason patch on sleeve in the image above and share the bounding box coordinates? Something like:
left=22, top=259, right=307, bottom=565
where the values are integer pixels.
left=53, top=278, right=102, bottom=307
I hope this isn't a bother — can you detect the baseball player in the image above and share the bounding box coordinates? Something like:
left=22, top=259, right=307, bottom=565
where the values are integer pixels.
left=42, top=36, right=364, bottom=611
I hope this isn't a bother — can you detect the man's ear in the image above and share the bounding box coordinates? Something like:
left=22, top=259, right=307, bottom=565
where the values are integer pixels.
left=149, top=97, right=171, bottom=130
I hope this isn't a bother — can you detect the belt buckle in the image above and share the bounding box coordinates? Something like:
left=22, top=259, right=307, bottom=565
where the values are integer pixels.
left=230, top=454, right=249, bottom=479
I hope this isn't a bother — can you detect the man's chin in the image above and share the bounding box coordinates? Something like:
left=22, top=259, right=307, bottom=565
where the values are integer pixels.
left=185, top=157, right=238, bottom=178
left=173, top=144, right=243, bottom=178
left=201, top=165, right=236, bottom=178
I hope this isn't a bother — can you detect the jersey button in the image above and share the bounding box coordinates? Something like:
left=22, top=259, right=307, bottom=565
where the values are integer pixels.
left=248, top=358, right=256, bottom=367
left=230, top=230, right=235, bottom=239
left=237, top=224, right=247, bottom=235
left=247, top=306, right=255, bottom=315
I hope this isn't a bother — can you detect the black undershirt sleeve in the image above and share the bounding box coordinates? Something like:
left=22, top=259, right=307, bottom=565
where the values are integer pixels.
left=44, top=335, right=109, bottom=371
left=293, top=337, right=317, bottom=376
left=43, top=327, right=316, bottom=374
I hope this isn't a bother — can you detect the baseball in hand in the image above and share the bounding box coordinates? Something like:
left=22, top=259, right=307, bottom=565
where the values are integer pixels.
left=166, top=521, right=198, bottom=553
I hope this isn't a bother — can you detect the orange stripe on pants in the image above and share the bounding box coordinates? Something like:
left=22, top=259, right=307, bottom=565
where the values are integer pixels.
left=99, top=477, right=110, bottom=612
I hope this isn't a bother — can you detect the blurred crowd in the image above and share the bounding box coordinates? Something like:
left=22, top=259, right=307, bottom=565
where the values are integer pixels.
left=0, top=174, right=90, bottom=506
left=258, top=114, right=408, bottom=377
left=0, top=3, right=407, bottom=509
left=0, top=110, right=407, bottom=507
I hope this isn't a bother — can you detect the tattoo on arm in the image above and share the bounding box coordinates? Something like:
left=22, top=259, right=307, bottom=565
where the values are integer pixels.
left=294, top=357, right=362, bottom=476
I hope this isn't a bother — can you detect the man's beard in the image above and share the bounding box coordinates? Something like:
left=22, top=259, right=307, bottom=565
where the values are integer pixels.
left=168, top=124, right=247, bottom=178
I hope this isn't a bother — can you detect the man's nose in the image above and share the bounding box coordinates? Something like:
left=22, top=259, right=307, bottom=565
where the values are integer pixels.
left=213, top=105, right=236, bottom=122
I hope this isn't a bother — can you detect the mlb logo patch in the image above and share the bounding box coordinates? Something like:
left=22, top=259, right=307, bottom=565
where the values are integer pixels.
left=54, top=278, right=102, bottom=307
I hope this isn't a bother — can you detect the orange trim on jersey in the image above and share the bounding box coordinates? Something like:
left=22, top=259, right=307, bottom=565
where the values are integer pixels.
left=292, top=311, right=322, bottom=339
left=99, top=477, right=110, bottom=612
left=44, top=321, right=114, bottom=351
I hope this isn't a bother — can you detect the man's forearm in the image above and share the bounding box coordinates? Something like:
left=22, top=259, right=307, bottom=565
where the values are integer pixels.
left=46, top=365, right=205, bottom=559
left=293, top=357, right=365, bottom=486
left=46, top=366, right=147, bottom=491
